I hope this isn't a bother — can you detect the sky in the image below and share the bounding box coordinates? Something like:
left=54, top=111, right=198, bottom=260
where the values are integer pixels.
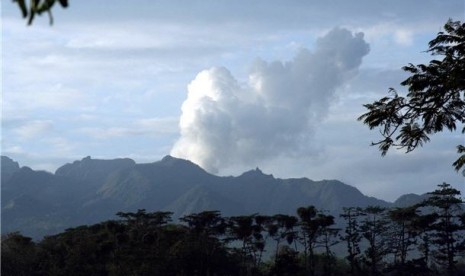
left=2, top=0, right=464, bottom=201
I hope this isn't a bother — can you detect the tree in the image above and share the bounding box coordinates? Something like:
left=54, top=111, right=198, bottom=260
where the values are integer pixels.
left=13, top=0, right=69, bottom=25
left=359, top=206, right=391, bottom=276
left=387, top=206, right=420, bottom=275
left=340, top=207, right=365, bottom=275
left=265, top=214, right=298, bottom=266
left=358, top=19, right=465, bottom=175
left=1, top=232, right=37, bottom=276
left=179, top=211, right=229, bottom=276
left=315, top=215, right=339, bottom=276
left=115, top=209, right=175, bottom=274
left=410, top=212, right=437, bottom=275
left=297, top=206, right=337, bottom=276
left=226, top=214, right=265, bottom=274
left=269, top=245, right=302, bottom=276
left=421, top=183, right=465, bottom=275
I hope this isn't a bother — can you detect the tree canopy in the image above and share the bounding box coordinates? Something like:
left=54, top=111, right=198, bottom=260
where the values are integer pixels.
left=358, top=19, right=465, bottom=175
left=3, top=188, right=465, bottom=275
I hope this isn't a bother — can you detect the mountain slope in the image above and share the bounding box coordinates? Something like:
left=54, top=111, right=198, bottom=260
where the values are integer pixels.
left=2, top=155, right=399, bottom=239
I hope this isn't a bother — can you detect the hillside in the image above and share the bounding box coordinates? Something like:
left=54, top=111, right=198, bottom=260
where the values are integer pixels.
left=1, top=155, right=415, bottom=239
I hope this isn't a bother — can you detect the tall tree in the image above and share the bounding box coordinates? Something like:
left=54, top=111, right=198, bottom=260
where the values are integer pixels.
left=340, top=207, right=365, bottom=275
left=358, top=20, right=465, bottom=175
left=421, top=183, right=465, bottom=275
left=316, top=215, right=339, bottom=276
left=270, top=245, right=302, bottom=276
left=266, top=214, right=298, bottom=268
left=227, top=214, right=263, bottom=274
left=115, top=209, right=174, bottom=272
left=387, top=206, right=420, bottom=274
left=297, top=206, right=336, bottom=276
left=179, top=211, right=228, bottom=276
left=359, top=206, right=391, bottom=276
left=410, top=212, right=437, bottom=274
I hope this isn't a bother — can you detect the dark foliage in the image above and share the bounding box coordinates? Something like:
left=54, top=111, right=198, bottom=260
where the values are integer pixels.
left=12, top=0, right=68, bottom=25
left=2, top=183, right=465, bottom=275
left=358, top=19, right=465, bottom=175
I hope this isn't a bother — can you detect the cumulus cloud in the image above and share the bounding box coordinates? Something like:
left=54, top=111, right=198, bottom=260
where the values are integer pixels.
left=171, top=28, right=369, bottom=173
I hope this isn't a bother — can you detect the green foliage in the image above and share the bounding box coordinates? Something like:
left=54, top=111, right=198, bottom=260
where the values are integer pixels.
left=358, top=19, right=465, bottom=175
left=12, top=0, right=68, bottom=25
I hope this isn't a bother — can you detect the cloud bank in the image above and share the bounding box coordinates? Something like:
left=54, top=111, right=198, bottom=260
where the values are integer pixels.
left=171, top=28, right=370, bottom=173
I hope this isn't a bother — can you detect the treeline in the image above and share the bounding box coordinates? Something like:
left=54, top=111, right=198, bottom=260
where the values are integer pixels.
left=2, top=183, right=465, bottom=276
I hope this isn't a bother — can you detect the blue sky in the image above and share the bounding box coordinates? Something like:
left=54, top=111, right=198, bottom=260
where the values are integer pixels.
left=2, top=1, right=464, bottom=201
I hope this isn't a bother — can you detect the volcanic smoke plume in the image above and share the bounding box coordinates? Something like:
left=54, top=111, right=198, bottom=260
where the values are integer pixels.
left=171, top=27, right=370, bottom=173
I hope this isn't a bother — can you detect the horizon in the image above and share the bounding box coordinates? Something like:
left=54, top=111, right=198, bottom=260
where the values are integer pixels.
left=2, top=1, right=464, bottom=202
left=0, top=153, right=447, bottom=203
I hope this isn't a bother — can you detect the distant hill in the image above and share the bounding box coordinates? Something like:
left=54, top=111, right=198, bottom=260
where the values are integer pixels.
left=393, top=193, right=430, bottom=207
left=1, top=155, right=423, bottom=239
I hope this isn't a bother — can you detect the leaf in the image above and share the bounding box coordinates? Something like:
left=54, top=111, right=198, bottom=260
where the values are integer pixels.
left=360, top=19, right=465, bottom=175
left=14, top=0, right=28, bottom=18
left=453, top=145, right=465, bottom=175
left=58, top=0, right=68, bottom=7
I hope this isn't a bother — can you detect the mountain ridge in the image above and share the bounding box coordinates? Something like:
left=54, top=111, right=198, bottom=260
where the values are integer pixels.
left=1, top=155, right=420, bottom=239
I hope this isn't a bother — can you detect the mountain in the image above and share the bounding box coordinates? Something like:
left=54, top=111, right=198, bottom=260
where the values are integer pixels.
left=1, top=155, right=415, bottom=239
left=1, top=156, right=20, bottom=182
left=393, top=193, right=430, bottom=207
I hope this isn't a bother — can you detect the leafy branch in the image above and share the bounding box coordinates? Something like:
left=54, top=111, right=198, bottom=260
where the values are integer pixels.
left=13, top=0, right=68, bottom=25
left=358, top=19, right=465, bottom=175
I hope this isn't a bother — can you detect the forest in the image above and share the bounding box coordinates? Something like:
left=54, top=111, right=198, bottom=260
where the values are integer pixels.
left=2, top=183, right=465, bottom=276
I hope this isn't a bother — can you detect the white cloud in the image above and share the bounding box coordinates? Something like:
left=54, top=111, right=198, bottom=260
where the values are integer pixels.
left=3, top=81, right=90, bottom=115
left=2, top=145, right=26, bottom=155
left=14, top=120, right=54, bottom=140
left=171, top=28, right=370, bottom=173
left=394, top=29, right=414, bottom=46
left=78, top=117, right=178, bottom=139
left=136, top=117, right=179, bottom=134
left=46, top=137, right=77, bottom=155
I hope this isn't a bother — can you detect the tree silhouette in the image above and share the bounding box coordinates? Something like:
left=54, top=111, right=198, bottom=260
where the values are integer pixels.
left=3, top=195, right=465, bottom=275
left=179, top=210, right=228, bottom=276
left=270, top=245, right=302, bottom=276
left=264, top=214, right=298, bottom=269
left=226, top=214, right=268, bottom=274
left=421, top=183, right=465, bottom=275
left=358, top=19, right=465, bottom=175
left=13, top=0, right=68, bottom=25
left=340, top=207, right=365, bottom=275
left=297, top=206, right=337, bottom=276
left=387, top=206, right=420, bottom=275
left=359, top=206, right=390, bottom=276
left=1, top=232, right=37, bottom=276
left=316, top=214, right=339, bottom=276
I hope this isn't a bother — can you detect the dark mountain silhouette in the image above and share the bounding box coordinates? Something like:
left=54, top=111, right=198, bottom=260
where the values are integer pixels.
left=1, top=156, right=20, bottom=182
left=1, top=155, right=422, bottom=239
